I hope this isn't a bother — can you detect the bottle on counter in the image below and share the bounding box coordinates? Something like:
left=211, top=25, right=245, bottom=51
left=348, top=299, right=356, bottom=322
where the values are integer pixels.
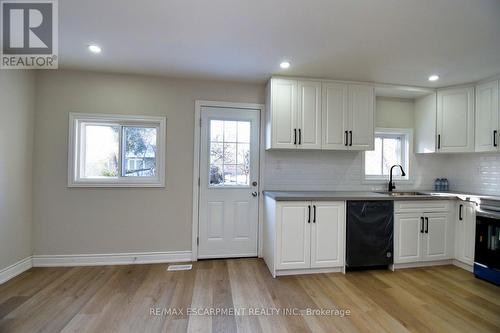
left=442, top=178, right=449, bottom=191
left=434, top=178, right=442, bottom=192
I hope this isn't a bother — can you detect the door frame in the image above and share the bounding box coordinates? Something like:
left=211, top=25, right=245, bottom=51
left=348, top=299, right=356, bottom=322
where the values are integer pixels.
left=192, top=100, right=265, bottom=261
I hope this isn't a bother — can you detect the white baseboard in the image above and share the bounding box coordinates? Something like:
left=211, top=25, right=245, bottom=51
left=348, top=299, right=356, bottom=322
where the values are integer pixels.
left=452, top=260, right=473, bottom=272
left=275, top=266, right=343, bottom=276
left=0, top=257, right=33, bottom=284
left=32, top=251, right=192, bottom=267
left=392, top=259, right=453, bottom=270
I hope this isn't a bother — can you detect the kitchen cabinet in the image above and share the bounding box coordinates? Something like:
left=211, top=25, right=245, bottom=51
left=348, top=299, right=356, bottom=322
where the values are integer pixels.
left=322, top=82, right=374, bottom=150
left=266, top=77, right=374, bottom=150
left=394, top=201, right=453, bottom=265
left=271, top=200, right=345, bottom=273
left=455, top=201, right=476, bottom=266
left=436, top=87, right=475, bottom=152
left=415, top=93, right=437, bottom=154
left=475, top=80, right=499, bottom=152
left=266, top=78, right=321, bottom=150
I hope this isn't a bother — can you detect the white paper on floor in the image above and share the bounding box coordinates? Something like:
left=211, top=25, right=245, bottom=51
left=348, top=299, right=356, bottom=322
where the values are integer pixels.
left=167, top=264, right=193, bottom=271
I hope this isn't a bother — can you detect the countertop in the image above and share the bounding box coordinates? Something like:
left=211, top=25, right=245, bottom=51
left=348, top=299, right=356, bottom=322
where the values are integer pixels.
left=263, top=190, right=500, bottom=202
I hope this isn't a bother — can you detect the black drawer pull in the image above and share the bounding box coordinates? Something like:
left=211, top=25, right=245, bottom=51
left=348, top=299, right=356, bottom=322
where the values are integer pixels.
left=459, top=204, right=463, bottom=221
left=420, top=217, right=424, bottom=233
left=425, top=217, right=429, bottom=233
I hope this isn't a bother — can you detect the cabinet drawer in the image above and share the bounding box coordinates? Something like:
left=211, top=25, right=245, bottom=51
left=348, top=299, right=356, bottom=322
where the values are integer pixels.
left=395, top=200, right=451, bottom=214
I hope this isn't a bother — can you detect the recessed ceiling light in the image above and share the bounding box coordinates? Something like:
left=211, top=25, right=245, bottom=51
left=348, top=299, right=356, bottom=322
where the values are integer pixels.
left=280, top=61, right=291, bottom=69
left=428, top=75, right=439, bottom=82
left=88, top=45, right=102, bottom=53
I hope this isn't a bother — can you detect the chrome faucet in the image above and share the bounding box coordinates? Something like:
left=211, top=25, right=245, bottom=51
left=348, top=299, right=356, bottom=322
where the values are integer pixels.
left=388, top=165, right=406, bottom=192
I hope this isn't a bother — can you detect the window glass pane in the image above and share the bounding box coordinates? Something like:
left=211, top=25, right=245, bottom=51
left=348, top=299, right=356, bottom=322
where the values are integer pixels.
left=223, top=165, right=237, bottom=185
left=382, top=137, right=401, bottom=176
left=237, top=122, right=250, bottom=143
left=124, top=127, right=157, bottom=177
left=210, top=120, right=224, bottom=142
left=210, top=164, right=223, bottom=185
left=223, top=121, right=237, bottom=142
left=365, top=137, right=382, bottom=175
left=209, top=119, right=251, bottom=187
left=83, top=124, right=120, bottom=178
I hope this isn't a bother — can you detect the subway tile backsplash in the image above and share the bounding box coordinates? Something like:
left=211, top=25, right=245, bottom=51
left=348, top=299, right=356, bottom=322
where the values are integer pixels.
left=264, top=150, right=500, bottom=195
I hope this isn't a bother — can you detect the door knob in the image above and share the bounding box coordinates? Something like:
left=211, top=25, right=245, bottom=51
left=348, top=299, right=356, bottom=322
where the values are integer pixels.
left=252, top=181, right=258, bottom=186
left=252, top=191, right=258, bottom=197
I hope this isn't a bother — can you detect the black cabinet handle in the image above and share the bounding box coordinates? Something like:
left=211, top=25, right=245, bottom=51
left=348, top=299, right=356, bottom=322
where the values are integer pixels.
left=420, top=217, right=424, bottom=233
left=425, top=217, right=429, bottom=233
left=313, top=205, right=316, bottom=223
left=494, top=130, right=498, bottom=147
left=307, top=205, right=311, bottom=223
left=349, top=131, right=353, bottom=146
left=437, top=134, right=441, bottom=150
left=298, top=129, right=302, bottom=145
left=345, top=131, right=348, bottom=146
left=294, top=129, right=297, bottom=145
left=459, top=204, right=463, bottom=221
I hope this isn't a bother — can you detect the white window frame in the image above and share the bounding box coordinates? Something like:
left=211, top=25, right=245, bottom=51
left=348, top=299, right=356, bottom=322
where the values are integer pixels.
left=68, top=113, right=166, bottom=187
left=362, top=127, right=413, bottom=184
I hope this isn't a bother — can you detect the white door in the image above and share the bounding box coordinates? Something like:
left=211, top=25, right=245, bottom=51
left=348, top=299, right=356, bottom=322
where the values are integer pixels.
left=348, top=84, right=375, bottom=151
left=198, top=107, right=260, bottom=258
left=310, top=201, right=344, bottom=268
left=394, top=214, right=422, bottom=264
left=475, top=80, right=499, bottom=152
left=422, top=213, right=449, bottom=261
left=271, top=79, right=297, bottom=149
left=437, top=87, right=475, bottom=152
left=297, top=80, right=322, bottom=149
left=322, top=82, right=349, bottom=150
left=276, top=201, right=311, bottom=269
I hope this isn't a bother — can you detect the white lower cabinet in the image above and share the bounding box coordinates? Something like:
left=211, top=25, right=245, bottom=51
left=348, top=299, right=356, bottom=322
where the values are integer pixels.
left=394, top=202, right=454, bottom=265
left=455, top=201, right=476, bottom=266
left=275, top=201, right=345, bottom=272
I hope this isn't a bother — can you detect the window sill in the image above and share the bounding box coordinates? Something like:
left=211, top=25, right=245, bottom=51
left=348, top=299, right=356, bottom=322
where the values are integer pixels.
left=68, top=179, right=165, bottom=188
left=362, top=178, right=413, bottom=186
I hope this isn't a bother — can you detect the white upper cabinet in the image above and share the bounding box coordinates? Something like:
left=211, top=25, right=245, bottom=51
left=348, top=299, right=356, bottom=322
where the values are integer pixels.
left=475, top=80, right=499, bottom=152
left=298, top=80, right=322, bottom=149
left=436, top=87, right=475, bottom=153
left=266, top=77, right=374, bottom=151
left=348, top=84, right=375, bottom=150
left=415, top=93, right=437, bottom=154
left=322, top=82, right=348, bottom=149
left=267, top=79, right=297, bottom=149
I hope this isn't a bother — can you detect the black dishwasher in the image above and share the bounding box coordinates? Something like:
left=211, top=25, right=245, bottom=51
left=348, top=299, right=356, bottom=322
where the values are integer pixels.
left=346, top=201, right=393, bottom=269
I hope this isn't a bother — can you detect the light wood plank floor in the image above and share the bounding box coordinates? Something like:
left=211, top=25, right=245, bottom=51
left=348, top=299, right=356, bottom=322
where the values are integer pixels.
left=0, top=259, right=499, bottom=333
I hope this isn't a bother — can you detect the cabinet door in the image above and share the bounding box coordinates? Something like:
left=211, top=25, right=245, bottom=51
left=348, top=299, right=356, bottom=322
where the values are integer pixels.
left=394, top=214, right=422, bottom=264
left=475, top=80, right=499, bottom=152
left=321, top=82, right=349, bottom=150
left=276, top=202, right=311, bottom=269
left=297, top=80, right=322, bottom=149
left=348, top=84, right=374, bottom=150
left=455, top=203, right=466, bottom=263
left=271, top=79, right=298, bottom=149
left=459, top=202, right=476, bottom=265
left=310, top=202, right=345, bottom=268
left=437, top=87, right=475, bottom=153
left=422, top=213, right=451, bottom=261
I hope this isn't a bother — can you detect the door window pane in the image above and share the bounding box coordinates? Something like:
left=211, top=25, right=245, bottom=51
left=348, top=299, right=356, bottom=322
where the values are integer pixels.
left=123, top=127, right=158, bottom=177
left=83, top=124, right=120, bottom=177
left=209, top=120, right=251, bottom=186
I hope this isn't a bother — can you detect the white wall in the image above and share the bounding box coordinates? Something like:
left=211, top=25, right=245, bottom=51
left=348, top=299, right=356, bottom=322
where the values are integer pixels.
left=33, top=70, right=264, bottom=255
left=446, top=153, right=500, bottom=195
left=376, top=97, right=414, bottom=128
left=0, top=71, right=35, bottom=270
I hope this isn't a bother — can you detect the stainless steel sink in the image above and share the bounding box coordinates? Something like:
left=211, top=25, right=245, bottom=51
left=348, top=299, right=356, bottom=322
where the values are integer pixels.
left=375, top=191, right=426, bottom=197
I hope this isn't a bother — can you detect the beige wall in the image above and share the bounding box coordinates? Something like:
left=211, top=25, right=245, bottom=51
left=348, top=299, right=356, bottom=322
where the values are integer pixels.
left=0, top=71, right=35, bottom=270
left=376, top=97, right=414, bottom=128
left=33, top=70, right=264, bottom=255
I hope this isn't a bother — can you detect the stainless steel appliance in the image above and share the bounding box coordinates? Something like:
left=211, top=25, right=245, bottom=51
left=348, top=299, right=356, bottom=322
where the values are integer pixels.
left=475, top=199, right=500, bottom=286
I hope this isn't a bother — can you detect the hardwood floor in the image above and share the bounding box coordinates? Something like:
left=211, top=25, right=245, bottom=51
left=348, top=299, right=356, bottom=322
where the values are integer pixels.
left=0, top=259, right=499, bottom=333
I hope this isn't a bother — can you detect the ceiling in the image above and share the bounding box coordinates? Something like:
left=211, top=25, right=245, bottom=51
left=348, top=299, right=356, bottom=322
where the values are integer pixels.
left=59, top=0, right=500, bottom=87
